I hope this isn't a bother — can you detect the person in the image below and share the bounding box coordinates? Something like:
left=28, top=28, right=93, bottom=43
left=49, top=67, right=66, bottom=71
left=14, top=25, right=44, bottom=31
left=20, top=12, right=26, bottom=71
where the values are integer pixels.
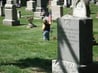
left=42, top=17, right=51, bottom=40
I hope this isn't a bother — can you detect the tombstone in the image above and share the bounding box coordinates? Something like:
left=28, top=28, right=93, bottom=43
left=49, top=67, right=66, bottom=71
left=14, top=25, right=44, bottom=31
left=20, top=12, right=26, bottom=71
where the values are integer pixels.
left=34, top=0, right=49, bottom=19
left=52, top=0, right=94, bottom=73
left=51, top=6, right=63, bottom=20
left=51, top=0, right=63, bottom=20
left=34, top=0, right=42, bottom=18
left=3, top=0, right=20, bottom=26
left=95, top=0, right=98, bottom=5
left=63, top=0, right=71, bottom=6
left=73, top=0, right=90, bottom=18
left=63, top=0, right=67, bottom=7
left=0, top=0, right=4, bottom=16
left=52, top=14, right=93, bottom=73
left=70, top=0, right=78, bottom=8
left=26, top=0, right=35, bottom=11
left=51, top=0, right=58, bottom=6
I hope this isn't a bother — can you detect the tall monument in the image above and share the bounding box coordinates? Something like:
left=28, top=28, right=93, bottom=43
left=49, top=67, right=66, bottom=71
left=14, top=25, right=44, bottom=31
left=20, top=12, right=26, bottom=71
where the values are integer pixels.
left=3, top=0, right=20, bottom=26
left=52, top=0, right=93, bottom=73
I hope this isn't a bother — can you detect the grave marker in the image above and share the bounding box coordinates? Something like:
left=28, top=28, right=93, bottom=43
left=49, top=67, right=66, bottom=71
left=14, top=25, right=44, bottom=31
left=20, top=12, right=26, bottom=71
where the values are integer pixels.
left=3, top=0, right=20, bottom=26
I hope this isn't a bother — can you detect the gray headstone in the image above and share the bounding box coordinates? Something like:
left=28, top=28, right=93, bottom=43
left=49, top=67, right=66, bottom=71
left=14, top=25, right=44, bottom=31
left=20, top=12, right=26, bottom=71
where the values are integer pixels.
left=3, top=0, right=20, bottom=26
left=51, top=5, right=63, bottom=20
left=52, top=15, right=93, bottom=73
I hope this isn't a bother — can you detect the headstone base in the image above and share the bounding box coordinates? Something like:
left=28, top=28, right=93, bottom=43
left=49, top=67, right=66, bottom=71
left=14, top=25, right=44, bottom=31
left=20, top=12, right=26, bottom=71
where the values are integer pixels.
left=3, top=19, right=20, bottom=26
left=52, top=60, right=80, bottom=73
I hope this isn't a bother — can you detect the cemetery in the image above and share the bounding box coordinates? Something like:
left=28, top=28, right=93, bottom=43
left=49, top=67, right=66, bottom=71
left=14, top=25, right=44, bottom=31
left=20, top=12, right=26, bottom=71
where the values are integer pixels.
left=0, top=0, right=98, bottom=73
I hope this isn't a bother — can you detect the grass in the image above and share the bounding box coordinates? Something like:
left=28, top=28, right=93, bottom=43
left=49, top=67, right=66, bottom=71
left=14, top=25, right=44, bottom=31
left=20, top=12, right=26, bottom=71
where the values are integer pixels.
left=0, top=7, right=57, bottom=73
left=0, top=3, right=98, bottom=73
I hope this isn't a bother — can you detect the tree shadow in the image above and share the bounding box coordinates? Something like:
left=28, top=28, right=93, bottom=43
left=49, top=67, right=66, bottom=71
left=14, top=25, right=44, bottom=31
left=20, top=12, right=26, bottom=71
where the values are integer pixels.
left=0, top=58, right=51, bottom=73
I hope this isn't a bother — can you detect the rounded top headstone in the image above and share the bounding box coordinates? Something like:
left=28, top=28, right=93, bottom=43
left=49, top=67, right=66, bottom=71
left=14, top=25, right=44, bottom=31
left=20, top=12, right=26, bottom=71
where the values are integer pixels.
left=73, top=0, right=90, bottom=18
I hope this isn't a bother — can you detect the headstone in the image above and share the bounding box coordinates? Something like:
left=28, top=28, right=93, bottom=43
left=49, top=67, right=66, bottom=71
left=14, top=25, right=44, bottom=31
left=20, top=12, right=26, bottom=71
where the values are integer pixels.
left=70, top=0, right=78, bottom=8
left=26, top=0, right=35, bottom=11
left=51, top=0, right=63, bottom=20
left=51, top=6, right=63, bottom=20
left=0, top=0, right=4, bottom=16
left=52, top=14, right=93, bottom=73
left=63, top=0, right=67, bottom=7
left=34, top=0, right=42, bottom=18
left=3, top=0, right=20, bottom=26
left=96, top=1, right=98, bottom=5
left=73, top=0, right=90, bottom=18
left=51, top=0, right=57, bottom=6
left=63, top=0, right=70, bottom=7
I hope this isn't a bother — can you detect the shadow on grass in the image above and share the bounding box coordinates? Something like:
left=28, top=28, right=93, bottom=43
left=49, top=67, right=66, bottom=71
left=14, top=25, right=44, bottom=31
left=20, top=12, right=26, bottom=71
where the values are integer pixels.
left=0, top=58, right=52, bottom=73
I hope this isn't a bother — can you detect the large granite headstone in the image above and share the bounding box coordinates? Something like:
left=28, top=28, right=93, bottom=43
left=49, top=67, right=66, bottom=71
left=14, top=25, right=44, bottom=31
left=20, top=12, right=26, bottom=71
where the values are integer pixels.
left=3, top=0, right=20, bottom=26
left=52, top=14, right=93, bottom=73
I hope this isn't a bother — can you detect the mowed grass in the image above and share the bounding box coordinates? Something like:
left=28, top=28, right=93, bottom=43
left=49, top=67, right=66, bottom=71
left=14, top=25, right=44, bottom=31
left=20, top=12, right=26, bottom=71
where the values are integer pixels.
left=0, top=3, right=98, bottom=73
left=0, top=7, right=57, bottom=73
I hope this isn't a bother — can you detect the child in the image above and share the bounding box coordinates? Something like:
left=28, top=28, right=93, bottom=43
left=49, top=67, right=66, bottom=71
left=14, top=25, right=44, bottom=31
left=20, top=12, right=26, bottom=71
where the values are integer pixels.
left=42, top=17, right=51, bottom=40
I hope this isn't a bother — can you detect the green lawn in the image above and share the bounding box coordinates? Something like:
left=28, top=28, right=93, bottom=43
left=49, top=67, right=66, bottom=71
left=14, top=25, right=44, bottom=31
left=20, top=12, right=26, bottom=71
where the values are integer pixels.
left=0, top=4, right=98, bottom=73
left=0, top=7, right=57, bottom=73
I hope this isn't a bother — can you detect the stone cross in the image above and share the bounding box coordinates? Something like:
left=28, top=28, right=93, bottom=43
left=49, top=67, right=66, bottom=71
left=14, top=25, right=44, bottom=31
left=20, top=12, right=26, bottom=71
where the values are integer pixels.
left=73, top=0, right=90, bottom=18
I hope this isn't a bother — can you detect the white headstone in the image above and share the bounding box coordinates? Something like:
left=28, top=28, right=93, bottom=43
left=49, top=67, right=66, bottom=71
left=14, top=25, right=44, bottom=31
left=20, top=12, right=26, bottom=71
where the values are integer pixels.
left=3, top=0, right=20, bottom=26
left=73, top=0, right=87, bottom=18
left=26, top=0, right=35, bottom=11
left=51, top=0, right=57, bottom=6
left=51, top=6, right=63, bottom=20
